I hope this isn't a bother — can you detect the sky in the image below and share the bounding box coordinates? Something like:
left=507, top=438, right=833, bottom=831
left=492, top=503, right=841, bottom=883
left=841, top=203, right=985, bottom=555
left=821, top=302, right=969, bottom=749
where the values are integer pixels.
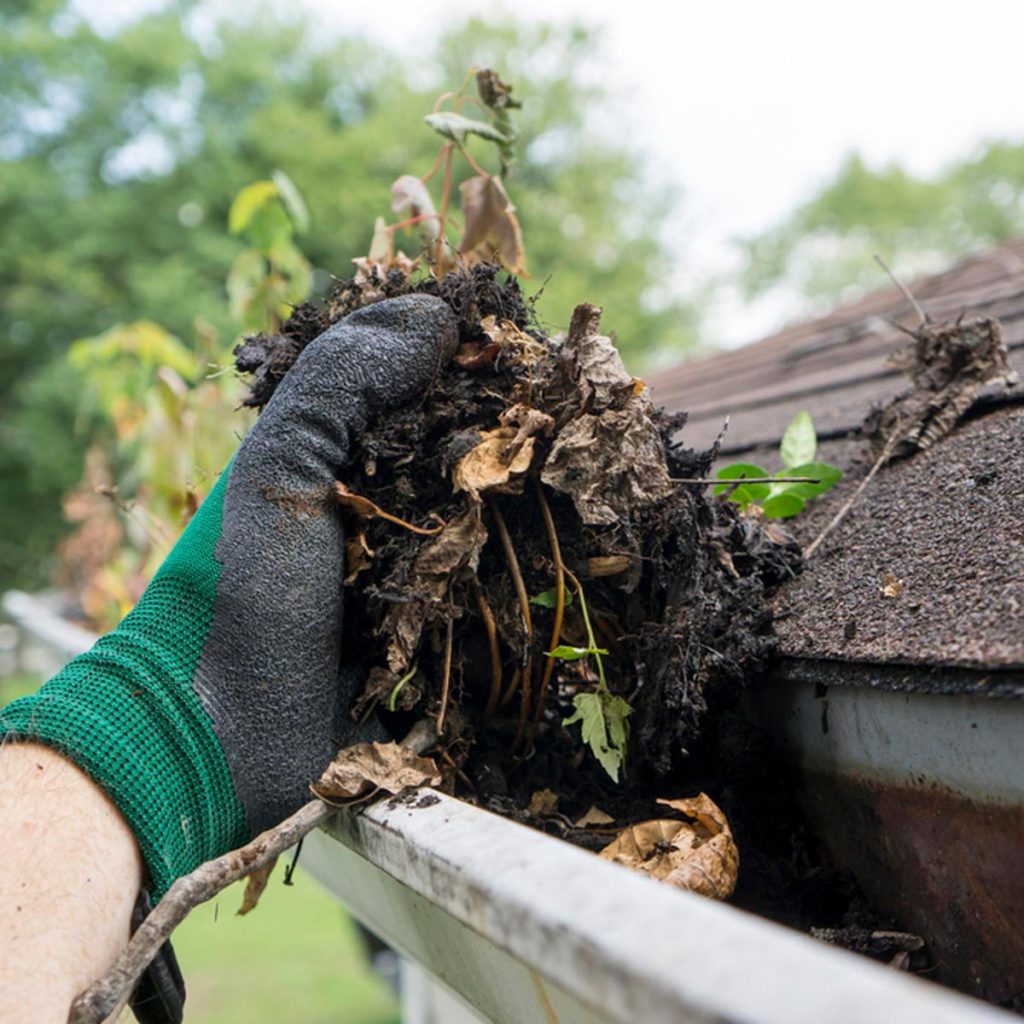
left=81, top=0, right=1024, bottom=347
left=317, top=0, right=1024, bottom=346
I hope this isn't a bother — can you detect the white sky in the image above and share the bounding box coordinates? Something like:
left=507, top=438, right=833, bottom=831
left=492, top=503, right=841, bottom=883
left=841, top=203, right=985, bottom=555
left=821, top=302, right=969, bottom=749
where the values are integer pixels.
left=311, top=0, right=1024, bottom=346
left=82, top=0, right=1024, bottom=346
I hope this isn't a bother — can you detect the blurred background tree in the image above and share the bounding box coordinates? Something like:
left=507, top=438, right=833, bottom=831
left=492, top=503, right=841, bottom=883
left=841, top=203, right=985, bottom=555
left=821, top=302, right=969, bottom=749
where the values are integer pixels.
left=740, top=144, right=1024, bottom=311
left=0, top=0, right=699, bottom=591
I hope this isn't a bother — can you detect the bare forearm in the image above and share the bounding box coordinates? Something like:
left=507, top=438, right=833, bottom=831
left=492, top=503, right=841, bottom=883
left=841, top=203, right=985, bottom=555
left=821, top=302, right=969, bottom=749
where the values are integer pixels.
left=0, top=742, right=142, bottom=1023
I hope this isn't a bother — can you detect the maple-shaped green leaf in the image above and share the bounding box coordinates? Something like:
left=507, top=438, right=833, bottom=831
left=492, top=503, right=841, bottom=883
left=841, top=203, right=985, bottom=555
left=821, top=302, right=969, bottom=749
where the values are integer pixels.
left=563, top=690, right=633, bottom=781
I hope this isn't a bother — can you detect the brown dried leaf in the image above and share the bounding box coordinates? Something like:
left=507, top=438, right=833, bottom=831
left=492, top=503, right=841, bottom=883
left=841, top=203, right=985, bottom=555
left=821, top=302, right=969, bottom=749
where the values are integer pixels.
left=528, top=788, right=560, bottom=816
left=344, top=532, right=374, bottom=585
left=575, top=805, right=615, bottom=827
left=238, top=857, right=277, bottom=917
left=880, top=571, right=905, bottom=599
left=390, top=174, right=441, bottom=243
left=541, top=401, right=674, bottom=526
left=384, top=510, right=488, bottom=672
left=312, top=742, right=441, bottom=804
left=586, top=555, right=633, bottom=578
left=599, top=792, right=738, bottom=900
left=454, top=339, right=501, bottom=370
left=458, top=175, right=527, bottom=275
left=452, top=404, right=553, bottom=499
left=334, top=482, right=381, bottom=518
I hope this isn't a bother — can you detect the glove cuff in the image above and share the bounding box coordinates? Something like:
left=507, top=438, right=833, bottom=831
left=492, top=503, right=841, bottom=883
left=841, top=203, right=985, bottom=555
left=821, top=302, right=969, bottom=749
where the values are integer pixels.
left=0, top=469, right=247, bottom=896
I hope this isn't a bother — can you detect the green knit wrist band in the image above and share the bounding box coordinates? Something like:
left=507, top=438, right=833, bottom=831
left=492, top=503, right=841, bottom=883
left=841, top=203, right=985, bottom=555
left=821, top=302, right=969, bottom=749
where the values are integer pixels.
left=0, top=469, right=246, bottom=897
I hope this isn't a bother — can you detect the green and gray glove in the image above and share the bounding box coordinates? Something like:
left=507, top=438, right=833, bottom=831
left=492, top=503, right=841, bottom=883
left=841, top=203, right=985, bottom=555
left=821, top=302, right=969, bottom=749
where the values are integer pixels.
left=0, top=294, right=458, bottom=898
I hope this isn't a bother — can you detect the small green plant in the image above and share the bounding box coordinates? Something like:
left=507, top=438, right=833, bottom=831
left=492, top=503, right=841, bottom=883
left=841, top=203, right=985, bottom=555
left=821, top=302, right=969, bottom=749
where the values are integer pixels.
left=714, top=411, right=843, bottom=518
left=548, top=576, right=632, bottom=782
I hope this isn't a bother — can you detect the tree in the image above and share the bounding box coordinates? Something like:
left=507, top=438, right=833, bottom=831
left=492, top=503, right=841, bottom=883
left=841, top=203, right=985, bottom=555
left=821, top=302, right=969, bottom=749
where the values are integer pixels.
left=740, top=144, right=1024, bottom=311
left=0, top=1, right=698, bottom=589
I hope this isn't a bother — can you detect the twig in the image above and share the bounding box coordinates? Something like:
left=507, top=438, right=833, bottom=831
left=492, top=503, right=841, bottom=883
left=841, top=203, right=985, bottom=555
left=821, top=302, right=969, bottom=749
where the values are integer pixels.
left=69, top=800, right=333, bottom=1024
left=804, top=436, right=897, bottom=559
left=69, top=724, right=438, bottom=1024
left=436, top=618, right=455, bottom=735
left=874, top=253, right=927, bottom=327
left=473, top=577, right=504, bottom=718
left=492, top=500, right=534, bottom=749
left=671, top=476, right=822, bottom=485
left=532, top=479, right=566, bottom=737
left=334, top=482, right=445, bottom=536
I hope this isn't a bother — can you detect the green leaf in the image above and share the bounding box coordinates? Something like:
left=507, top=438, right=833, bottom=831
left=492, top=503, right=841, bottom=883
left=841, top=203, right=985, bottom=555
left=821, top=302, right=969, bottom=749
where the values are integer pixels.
left=714, top=463, right=770, bottom=507
left=424, top=111, right=510, bottom=146
left=780, top=411, right=817, bottom=468
left=244, top=202, right=293, bottom=252
left=228, top=180, right=278, bottom=234
left=761, top=492, right=805, bottom=518
left=530, top=586, right=574, bottom=609
left=271, top=169, right=310, bottom=234
left=547, top=644, right=608, bottom=661
left=563, top=690, right=633, bottom=781
left=773, top=461, right=843, bottom=501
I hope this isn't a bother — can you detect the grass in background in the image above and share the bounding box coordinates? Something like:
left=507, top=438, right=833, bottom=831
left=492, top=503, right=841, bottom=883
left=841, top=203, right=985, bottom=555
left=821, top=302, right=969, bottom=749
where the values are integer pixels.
left=171, top=870, right=399, bottom=1024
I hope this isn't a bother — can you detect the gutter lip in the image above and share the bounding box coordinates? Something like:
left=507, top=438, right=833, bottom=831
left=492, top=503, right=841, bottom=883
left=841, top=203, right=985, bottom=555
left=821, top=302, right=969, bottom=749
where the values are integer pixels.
left=308, top=790, right=1012, bottom=1024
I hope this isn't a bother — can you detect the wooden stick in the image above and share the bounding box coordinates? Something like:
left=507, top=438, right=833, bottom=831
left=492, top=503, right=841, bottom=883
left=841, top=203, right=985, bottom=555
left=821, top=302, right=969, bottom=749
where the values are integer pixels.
left=69, top=723, right=438, bottom=1024
left=531, top=479, right=566, bottom=738
left=671, top=476, right=822, bottom=485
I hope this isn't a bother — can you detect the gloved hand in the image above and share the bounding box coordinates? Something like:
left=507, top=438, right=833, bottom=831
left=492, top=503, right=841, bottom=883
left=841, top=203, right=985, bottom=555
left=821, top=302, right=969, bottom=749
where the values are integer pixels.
left=0, top=294, right=458, bottom=898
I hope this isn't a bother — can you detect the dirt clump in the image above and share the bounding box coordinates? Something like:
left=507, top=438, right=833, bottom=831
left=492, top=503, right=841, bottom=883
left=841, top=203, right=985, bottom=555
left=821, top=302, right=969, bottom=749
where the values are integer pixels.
left=235, top=265, right=801, bottom=822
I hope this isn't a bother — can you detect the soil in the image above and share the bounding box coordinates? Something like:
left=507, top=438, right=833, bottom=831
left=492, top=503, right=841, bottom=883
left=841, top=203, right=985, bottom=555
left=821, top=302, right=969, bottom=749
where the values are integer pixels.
left=236, top=264, right=910, bottom=956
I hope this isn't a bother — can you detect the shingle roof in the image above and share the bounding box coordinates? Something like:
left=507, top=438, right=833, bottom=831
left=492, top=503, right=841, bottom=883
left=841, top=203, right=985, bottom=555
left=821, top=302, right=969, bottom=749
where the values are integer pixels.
left=648, top=241, right=1024, bottom=673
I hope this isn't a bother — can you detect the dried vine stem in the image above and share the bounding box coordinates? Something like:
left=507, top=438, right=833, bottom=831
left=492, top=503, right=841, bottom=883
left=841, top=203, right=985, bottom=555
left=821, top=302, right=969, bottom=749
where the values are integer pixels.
left=473, top=576, right=504, bottom=718
left=531, top=478, right=566, bottom=738
left=69, top=723, right=438, bottom=1024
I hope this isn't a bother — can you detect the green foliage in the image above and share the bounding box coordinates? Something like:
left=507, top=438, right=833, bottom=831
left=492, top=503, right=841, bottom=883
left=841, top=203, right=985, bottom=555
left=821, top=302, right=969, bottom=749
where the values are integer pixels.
left=715, top=412, right=843, bottom=519
left=0, top=2, right=699, bottom=588
left=423, top=111, right=511, bottom=147
left=529, top=585, right=573, bottom=609
left=742, top=144, right=1024, bottom=309
left=562, top=689, right=632, bottom=783
left=549, top=576, right=631, bottom=781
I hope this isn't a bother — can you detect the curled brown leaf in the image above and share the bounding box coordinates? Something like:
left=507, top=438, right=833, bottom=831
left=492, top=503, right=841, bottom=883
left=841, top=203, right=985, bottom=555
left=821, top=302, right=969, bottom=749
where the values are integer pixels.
left=312, top=742, right=441, bottom=804
left=458, top=176, right=527, bottom=276
left=598, top=792, right=738, bottom=900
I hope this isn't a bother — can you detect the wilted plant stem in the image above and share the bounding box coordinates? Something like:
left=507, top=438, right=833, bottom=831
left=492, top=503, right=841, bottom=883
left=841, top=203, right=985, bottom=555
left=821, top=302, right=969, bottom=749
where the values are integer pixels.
left=473, top=576, right=504, bottom=719
left=532, top=479, right=566, bottom=737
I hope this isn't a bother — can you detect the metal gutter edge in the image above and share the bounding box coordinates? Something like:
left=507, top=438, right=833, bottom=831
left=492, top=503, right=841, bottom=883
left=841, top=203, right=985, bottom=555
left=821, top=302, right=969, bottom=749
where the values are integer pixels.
left=302, top=791, right=1012, bottom=1024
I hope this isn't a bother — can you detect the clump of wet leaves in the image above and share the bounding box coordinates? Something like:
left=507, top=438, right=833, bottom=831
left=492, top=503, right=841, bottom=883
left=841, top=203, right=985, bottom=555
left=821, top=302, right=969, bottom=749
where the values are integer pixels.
left=236, top=266, right=801, bottom=839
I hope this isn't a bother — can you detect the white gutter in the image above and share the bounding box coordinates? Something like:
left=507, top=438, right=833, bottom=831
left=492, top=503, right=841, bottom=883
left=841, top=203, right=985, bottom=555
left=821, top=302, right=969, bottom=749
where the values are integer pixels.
left=303, top=791, right=1012, bottom=1024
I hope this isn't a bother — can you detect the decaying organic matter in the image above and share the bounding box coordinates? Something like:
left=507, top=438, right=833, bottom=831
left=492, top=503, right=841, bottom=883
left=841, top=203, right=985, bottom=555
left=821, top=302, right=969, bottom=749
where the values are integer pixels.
left=235, top=265, right=801, bottom=826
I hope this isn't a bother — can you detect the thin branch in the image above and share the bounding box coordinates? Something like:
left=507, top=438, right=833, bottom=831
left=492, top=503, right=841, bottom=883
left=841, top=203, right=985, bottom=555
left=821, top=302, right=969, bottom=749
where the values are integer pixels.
left=532, top=479, right=566, bottom=737
left=334, top=483, right=445, bottom=536
left=436, top=618, right=455, bottom=735
left=672, top=476, right=823, bottom=485
left=473, top=577, right=504, bottom=719
left=874, top=253, right=927, bottom=327
left=804, top=436, right=897, bottom=559
left=69, top=724, right=438, bottom=1024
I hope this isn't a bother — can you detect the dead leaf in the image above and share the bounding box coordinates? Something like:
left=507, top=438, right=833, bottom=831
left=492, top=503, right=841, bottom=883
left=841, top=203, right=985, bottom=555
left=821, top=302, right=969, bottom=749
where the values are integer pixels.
left=575, top=805, right=615, bottom=827
left=452, top=404, right=553, bottom=499
left=586, top=555, right=632, bottom=578
left=872, top=315, right=1017, bottom=459
left=458, top=175, right=527, bottom=275
left=312, top=742, right=441, bottom=804
left=383, top=510, right=488, bottom=672
left=390, top=174, right=441, bottom=243
left=344, top=532, right=374, bottom=585
left=238, top=857, right=277, bottom=917
left=528, top=789, right=560, bottom=816
left=880, top=571, right=905, bottom=598
left=599, top=793, right=738, bottom=900
left=541, top=401, right=675, bottom=526
left=454, top=338, right=501, bottom=370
